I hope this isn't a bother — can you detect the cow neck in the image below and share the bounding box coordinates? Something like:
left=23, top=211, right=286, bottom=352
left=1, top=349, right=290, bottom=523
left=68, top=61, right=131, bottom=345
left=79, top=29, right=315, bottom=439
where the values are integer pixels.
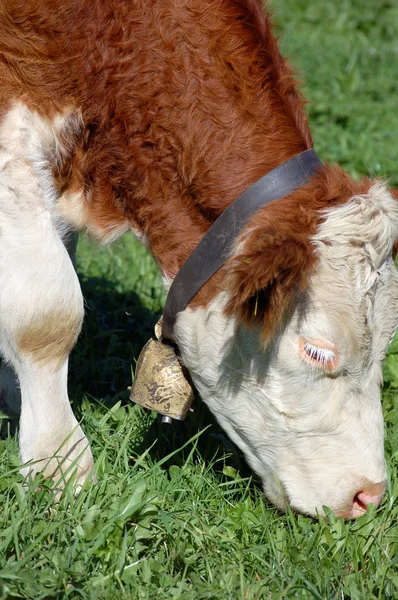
left=162, top=149, right=323, bottom=341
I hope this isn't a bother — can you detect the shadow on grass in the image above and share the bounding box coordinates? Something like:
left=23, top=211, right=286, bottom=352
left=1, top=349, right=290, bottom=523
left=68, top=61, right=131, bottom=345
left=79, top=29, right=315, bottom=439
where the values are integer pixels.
left=73, top=272, right=258, bottom=490
left=69, top=273, right=160, bottom=401
left=138, top=401, right=257, bottom=483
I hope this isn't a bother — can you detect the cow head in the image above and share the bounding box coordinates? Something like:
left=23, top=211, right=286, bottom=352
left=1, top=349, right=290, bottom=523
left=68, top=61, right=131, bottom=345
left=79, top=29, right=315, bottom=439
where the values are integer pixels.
left=174, top=167, right=398, bottom=518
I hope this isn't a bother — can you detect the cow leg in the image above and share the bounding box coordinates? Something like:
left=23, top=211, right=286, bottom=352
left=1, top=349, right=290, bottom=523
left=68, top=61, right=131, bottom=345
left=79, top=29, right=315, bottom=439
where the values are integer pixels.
left=0, top=232, right=80, bottom=416
left=0, top=105, right=93, bottom=489
left=0, top=218, right=93, bottom=487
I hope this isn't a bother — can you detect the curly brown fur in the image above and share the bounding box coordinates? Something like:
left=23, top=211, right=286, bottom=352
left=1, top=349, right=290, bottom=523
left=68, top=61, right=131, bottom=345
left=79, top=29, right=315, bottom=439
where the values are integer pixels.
left=0, top=0, right=311, bottom=274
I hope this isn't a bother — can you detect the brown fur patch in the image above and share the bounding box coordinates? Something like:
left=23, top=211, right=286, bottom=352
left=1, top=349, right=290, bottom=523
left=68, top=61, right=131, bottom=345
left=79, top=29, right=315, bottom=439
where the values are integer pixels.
left=18, top=311, right=82, bottom=367
left=0, top=0, right=311, bottom=268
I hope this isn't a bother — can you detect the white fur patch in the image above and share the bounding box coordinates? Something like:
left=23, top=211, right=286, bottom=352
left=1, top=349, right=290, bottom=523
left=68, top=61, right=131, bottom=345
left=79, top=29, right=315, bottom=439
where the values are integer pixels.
left=314, top=182, right=398, bottom=270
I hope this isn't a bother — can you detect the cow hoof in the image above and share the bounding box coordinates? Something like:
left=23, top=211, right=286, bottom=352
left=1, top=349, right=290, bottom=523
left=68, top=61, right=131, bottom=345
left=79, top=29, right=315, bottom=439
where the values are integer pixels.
left=20, top=424, right=95, bottom=494
left=0, top=363, right=21, bottom=415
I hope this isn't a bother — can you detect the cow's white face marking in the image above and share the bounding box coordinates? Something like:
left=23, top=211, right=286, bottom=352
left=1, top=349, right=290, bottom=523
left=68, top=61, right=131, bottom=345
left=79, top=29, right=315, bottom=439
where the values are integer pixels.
left=175, top=183, right=398, bottom=517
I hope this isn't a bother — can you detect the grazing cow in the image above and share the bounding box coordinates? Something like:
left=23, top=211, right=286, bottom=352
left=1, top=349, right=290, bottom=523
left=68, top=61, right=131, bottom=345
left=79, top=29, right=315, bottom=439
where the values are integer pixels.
left=0, top=0, right=397, bottom=519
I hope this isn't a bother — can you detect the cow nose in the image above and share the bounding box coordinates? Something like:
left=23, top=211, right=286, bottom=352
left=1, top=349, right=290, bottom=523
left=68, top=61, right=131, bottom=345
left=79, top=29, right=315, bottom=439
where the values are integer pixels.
left=351, top=481, right=386, bottom=519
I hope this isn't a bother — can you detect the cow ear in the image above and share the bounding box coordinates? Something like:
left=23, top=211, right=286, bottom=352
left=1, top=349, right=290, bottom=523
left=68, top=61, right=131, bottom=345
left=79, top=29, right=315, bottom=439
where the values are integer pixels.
left=224, top=225, right=316, bottom=341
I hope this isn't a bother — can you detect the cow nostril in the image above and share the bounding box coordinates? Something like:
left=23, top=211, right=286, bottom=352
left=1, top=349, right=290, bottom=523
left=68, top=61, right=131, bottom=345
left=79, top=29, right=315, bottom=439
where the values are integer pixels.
left=351, top=481, right=386, bottom=519
left=352, top=493, right=368, bottom=515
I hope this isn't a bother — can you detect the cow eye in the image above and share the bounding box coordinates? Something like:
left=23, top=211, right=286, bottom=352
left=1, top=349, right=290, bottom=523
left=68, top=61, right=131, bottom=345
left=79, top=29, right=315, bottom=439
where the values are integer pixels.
left=298, top=337, right=338, bottom=371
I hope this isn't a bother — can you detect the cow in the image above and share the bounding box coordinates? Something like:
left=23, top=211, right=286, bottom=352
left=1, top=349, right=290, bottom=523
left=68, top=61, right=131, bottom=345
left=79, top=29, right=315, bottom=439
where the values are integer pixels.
left=0, top=0, right=397, bottom=519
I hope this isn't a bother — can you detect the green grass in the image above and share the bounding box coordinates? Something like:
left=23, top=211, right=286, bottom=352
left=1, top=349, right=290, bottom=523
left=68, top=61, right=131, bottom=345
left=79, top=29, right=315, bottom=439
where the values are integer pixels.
left=1, top=0, right=398, bottom=597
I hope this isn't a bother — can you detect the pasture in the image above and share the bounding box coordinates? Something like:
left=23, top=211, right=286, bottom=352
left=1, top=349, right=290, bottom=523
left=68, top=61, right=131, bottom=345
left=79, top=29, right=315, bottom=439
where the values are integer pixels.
left=0, top=0, right=397, bottom=597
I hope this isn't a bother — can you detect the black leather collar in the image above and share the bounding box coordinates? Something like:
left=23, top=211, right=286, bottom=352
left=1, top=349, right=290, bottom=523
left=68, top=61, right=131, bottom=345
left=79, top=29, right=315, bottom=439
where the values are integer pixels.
left=162, top=149, right=323, bottom=341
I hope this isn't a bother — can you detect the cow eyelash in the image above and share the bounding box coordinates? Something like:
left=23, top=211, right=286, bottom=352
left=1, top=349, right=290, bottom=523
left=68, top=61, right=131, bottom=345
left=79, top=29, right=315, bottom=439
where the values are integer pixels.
left=303, top=342, right=335, bottom=365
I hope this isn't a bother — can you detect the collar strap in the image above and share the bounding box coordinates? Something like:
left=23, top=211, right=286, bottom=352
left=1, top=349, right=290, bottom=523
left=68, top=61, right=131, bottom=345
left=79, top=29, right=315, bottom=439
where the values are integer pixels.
left=162, top=149, right=323, bottom=341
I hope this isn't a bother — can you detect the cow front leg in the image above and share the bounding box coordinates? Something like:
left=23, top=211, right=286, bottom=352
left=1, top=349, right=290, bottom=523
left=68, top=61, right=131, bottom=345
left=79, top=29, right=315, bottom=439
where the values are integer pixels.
left=0, top=225, right=94, bottom=488
left=0, top=232, right=80, bottom=417
left=0, top=104, right=93, bottom=490
left=0, top=223, right=94, bottom=487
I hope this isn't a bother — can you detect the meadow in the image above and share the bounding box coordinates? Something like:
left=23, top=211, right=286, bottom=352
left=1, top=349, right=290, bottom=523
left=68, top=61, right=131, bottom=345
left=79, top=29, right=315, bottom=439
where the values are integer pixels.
left=0, top=0, right=397, bottom=597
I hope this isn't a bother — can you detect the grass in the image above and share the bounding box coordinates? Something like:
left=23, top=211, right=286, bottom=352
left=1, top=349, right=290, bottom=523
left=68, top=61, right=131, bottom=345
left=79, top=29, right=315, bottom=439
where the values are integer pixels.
left=1, top=0, right=398, bottom=597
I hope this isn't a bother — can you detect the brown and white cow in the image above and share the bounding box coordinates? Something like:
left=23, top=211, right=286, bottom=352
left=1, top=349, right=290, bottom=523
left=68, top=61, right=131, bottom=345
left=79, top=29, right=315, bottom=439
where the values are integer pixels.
left=0, top=0, right=397, bottom=518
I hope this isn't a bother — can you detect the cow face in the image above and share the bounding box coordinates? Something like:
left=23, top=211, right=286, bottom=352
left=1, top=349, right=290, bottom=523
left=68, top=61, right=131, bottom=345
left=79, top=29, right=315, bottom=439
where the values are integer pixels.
left=175, top=181, right=398, bottom=518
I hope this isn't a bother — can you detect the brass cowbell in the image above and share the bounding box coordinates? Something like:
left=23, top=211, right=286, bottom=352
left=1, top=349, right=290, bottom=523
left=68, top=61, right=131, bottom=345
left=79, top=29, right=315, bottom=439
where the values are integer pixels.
left=129, top=318, right=194, bottom=420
